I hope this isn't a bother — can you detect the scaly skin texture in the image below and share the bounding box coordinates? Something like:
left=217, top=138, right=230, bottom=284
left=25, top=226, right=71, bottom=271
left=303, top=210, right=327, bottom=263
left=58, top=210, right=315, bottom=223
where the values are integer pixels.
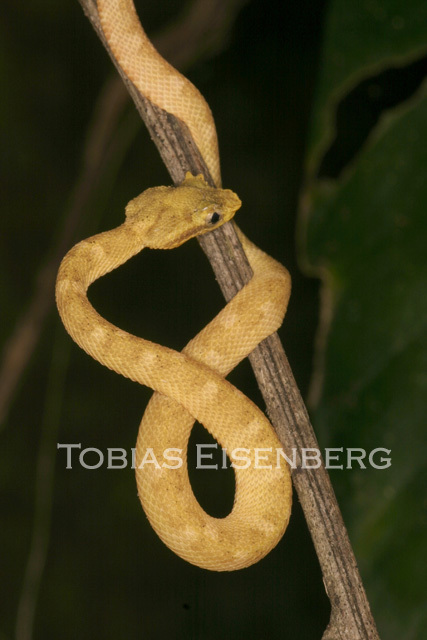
left=56, top=0, right=294, bottom=571
left=56, top=173, right=292, bottom=570
left=98, top=0, right=221, bottom=185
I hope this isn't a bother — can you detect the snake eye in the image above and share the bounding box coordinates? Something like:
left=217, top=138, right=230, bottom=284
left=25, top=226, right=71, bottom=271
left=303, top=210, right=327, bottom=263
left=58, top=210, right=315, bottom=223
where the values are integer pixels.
left=207, top=212, right=221, bottom=225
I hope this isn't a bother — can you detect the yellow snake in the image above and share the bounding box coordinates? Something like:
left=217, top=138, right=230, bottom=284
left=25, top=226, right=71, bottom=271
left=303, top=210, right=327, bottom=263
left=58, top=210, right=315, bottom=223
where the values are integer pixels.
left=55, top=0, right=292, bottom=571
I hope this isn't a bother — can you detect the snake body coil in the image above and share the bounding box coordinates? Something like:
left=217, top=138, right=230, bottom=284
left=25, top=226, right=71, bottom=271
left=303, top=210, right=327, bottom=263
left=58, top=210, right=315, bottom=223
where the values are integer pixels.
left=56, top=0, right=293, bottom=571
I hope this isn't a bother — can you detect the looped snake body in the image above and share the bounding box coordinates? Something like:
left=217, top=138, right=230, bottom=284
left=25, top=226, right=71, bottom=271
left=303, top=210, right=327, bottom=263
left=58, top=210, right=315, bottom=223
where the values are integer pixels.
left=56, top=0, right=292, bottom=571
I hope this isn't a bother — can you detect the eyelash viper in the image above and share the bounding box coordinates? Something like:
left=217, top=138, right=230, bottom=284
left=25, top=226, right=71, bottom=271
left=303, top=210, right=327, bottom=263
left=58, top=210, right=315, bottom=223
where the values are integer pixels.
left=55, top=0, right=292, bottom=571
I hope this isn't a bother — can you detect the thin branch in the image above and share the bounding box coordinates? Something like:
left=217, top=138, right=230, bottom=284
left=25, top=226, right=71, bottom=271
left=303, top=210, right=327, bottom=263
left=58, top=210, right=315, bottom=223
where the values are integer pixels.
left=76, top=1, right=381, bottom=638
left=0, top=0, right=248, bottom=426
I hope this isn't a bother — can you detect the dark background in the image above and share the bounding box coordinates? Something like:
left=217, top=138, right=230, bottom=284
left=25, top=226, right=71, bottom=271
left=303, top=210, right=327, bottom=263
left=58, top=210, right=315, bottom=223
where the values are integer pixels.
left=3, top=0, right=418, bottom=637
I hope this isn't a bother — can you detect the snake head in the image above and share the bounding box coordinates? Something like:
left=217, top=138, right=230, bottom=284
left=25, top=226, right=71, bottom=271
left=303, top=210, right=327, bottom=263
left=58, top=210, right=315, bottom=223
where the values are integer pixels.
left=125, top=173, right=241, bottom=249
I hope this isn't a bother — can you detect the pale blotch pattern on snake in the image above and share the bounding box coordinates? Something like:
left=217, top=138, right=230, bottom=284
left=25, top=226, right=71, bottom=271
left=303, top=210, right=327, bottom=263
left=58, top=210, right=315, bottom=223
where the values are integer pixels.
left=55, top=0, right=293, bottom=571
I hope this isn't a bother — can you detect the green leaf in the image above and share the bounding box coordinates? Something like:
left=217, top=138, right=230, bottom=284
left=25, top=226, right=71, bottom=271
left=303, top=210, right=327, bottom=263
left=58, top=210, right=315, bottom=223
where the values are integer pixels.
left=307, top=0, right=427, bottom=174
left=303, top=81, right=427, bottom=637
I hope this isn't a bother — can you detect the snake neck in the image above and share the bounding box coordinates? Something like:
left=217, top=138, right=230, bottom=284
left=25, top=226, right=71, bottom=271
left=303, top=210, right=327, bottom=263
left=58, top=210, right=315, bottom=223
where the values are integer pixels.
left=57, top=222, right=144, bottom=294
left=55, top=222, right=150, bottom=371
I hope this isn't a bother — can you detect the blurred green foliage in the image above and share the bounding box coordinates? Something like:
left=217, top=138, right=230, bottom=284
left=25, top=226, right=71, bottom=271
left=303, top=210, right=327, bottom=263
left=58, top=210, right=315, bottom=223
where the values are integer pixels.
left=302, top=0, right=427, bottom=637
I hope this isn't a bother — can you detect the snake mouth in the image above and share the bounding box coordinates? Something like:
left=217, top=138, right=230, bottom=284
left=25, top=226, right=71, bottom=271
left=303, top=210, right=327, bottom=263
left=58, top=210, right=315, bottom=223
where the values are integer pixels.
left=183, top=225, right=208, bottom=245
left=167, top=223, right=220, bottom=248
